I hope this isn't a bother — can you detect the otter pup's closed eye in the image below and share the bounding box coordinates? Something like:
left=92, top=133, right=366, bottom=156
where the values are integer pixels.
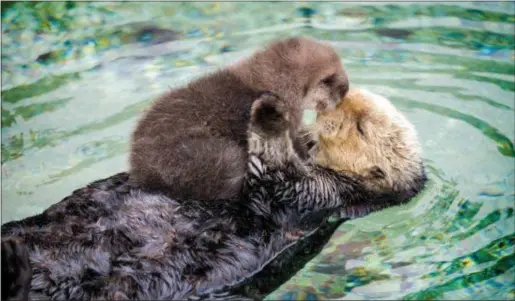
left=129, top=36, right=349, bottom=201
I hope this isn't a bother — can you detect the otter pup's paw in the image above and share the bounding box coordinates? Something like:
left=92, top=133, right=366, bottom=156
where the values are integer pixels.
left=248, top=92, right=292, bottom=160
left=247, top=92, right=308, bottom=175
left=250, top=92, right=290, bottom=137
left=2, top=238, right=32, bottom=301
left=294, top=127, right=319, bottom=162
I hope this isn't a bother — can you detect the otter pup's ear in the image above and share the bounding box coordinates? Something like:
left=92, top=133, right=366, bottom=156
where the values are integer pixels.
left=248, top=91, right=310, bottom=176
left=250, top=91, right=290, bottom=137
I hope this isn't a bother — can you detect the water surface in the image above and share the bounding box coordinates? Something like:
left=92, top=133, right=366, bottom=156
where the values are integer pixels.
left=1, top=2, right=514, bottom=300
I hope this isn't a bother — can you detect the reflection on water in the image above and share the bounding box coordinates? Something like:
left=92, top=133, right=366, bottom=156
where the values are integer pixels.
left=267, top=165, right=514, bottom=300
left=1, top=2, right=514, bottom=300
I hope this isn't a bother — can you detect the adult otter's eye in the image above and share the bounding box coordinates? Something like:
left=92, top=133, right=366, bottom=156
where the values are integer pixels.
left=321, top=74, right=336, bottom=86
left=356, top=119, right=366, bottom=136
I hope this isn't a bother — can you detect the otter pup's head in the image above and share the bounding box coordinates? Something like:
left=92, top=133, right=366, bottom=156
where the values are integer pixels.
left=312, top=87, right=426, bottom=195
left=231, top=36, right=349, bottom=114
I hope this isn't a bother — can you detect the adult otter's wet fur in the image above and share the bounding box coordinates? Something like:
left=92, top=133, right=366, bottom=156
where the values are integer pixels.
left=129, top=36, right=349, bottom=201
left=1, top=238, right=32, bottom=301
left=1, top=91, right=426, bottom=300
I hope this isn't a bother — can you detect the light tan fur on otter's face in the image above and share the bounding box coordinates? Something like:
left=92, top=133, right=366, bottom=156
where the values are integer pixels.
left=311, top=88, right=424, bottom=193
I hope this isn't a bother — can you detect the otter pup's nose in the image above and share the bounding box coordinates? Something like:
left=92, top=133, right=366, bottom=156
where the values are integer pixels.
left=339, top=82, right=350, bottom=99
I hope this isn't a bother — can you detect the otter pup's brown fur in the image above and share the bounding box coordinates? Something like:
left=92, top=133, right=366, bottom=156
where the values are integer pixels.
left=129, top=37, right=349, bottom=201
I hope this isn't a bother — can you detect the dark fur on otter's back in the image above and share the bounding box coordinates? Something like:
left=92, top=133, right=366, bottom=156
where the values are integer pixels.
left=2, top=238, right=32, bottom=301
left=130, top=36, right=349, bottom=201
left=1, top=94, right=426, bottom=300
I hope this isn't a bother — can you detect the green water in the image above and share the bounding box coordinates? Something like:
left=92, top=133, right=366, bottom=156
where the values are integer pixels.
left=1, top=2, right=514, bottom=300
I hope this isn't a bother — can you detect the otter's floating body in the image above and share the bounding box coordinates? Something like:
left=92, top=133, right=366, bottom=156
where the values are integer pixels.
left=1, top=88, right=426, bottom=300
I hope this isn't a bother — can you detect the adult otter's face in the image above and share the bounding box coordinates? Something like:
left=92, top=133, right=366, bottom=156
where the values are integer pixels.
left=312, top=88, right=423, bottom=192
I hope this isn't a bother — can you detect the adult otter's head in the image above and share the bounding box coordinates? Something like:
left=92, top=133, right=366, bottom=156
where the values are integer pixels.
left=231, top=36, right=349, bottom=115
left=312, top=87, right=426, bottom=197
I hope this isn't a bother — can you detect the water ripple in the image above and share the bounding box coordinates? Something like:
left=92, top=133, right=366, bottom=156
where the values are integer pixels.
left=1, top=2, right=514, bottom=300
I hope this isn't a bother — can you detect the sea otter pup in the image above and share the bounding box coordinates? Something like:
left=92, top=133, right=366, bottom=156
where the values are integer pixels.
left=1, top=90, right=426, bottom=300
left=129, top=36, right=349, bottom=201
